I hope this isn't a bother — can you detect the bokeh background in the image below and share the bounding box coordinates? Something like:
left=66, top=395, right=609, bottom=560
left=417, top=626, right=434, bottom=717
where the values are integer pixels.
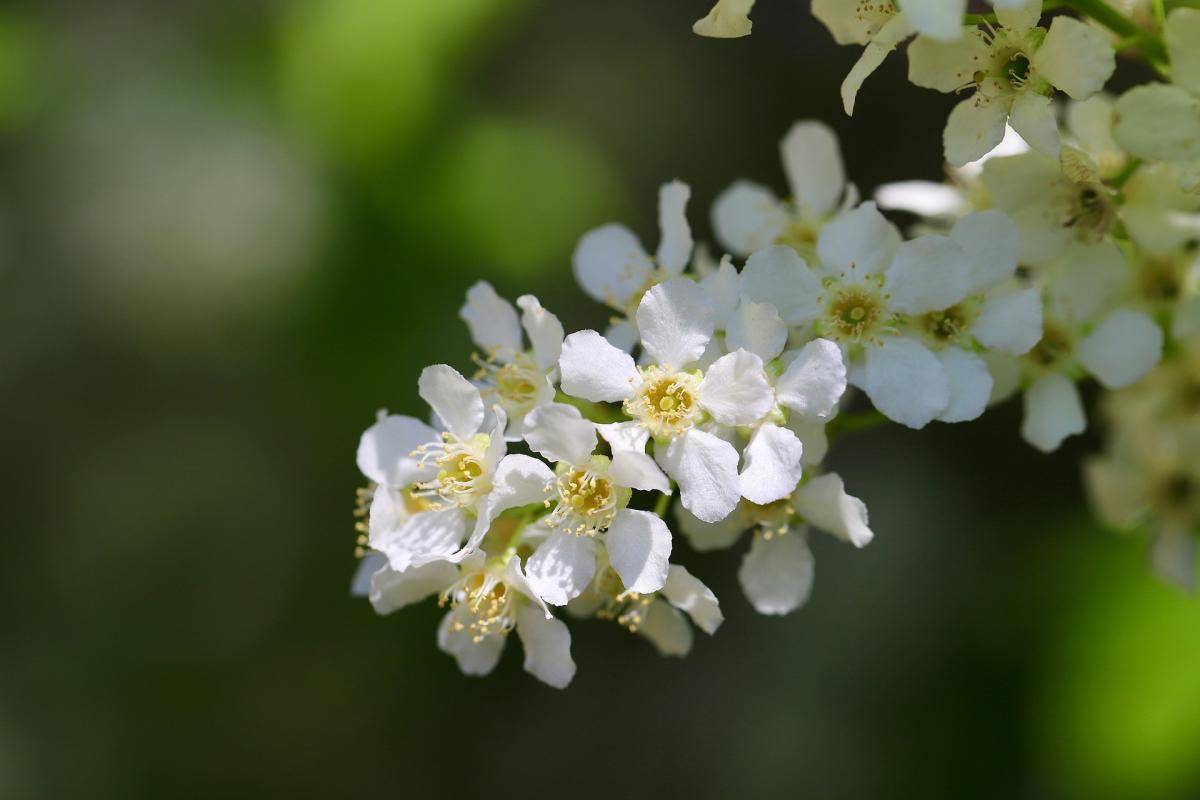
left=3, top=0, right=1199, bottom=797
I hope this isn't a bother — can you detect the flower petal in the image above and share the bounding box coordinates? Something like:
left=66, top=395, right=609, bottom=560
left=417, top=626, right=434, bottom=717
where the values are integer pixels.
left=792, top=472, right=874, bottom=547
left=514, top=604, right=575, bottom=688
left=874, top=180, right=968, bottom=217
left=700, top=255, right=742, bottom=324
left=662, top=429, right=743, bottom=523
left=1113, top=84, right=1200, bottom=163
left=369, top=558, right=459, bottom=615
left=636, top=278, right=715, bottom=368
left=662, top=564, right=724, bottom=634
left=371, top=500, right=466, bottom=571
left=740, top=245, right=823, bottom=324
left=841, top=16, right=913, bottom=114
left=558, top=330, right=639, bottom=402
left=656, top=180, right=693, bottom=275
left=738, top=530, right=815, bottom=615
left=973, top=287, right=1043, bottom=355
left=418, top=365, right=485, bottom=440
left=459, top=454, right=555, bottom=558
left=1009, top=92, right=1060, bottom=159
left=726, top=301, right=788, bottom=362
left=611, top=449, right=671, bottom=492
left=693, top=0, right=755, bottom=38
left=816, top=201, right=901, bottom=278
left=523, top=402, right=597, bottom=466
left=935, top=346, right=993, bottom=423
left=739, top=423, right=805, bottom=505
left=898, top=0, right=966, bottom=41
left=711, top=181, right=786, bottom=257
left=676, top=501, right=749, bottom=551
left=459, top=281, right=521, bottom=360
left=908, top=31, right=987, bottom=91
left=776, top=338, right=847, bottom=420
left=525, top=532, right=597, bottom=607
left=1166, top=8, right=1200, bottom=96
left=1032, top=16, right=1115, bottom=100
left=605, top=508, right=673, bottom=594
left=950, top=210, right=1021, bottom=289
left=1076, top=309, right=1163, bottom=389
left=781, top=120, right=846, bottom=217
left=351, top=551, right=387, bottom=598
left=698, top=349, right=774, bottom=426
left=1021, top=372, right=1085, bottom=452
left=437, top=608, right=505, bottom=676
left=356, top=414, right=438, bottom=486
left=516, top=294, right=564, bottom=371
left=572, top=223, right=651, bottom=308
left=944, top=96, right=1009, bottom=167
left=637, top=599, right=693, bottom=657
left=863, top=338, right=949, bottom=429
left=885, top=234, right=972, bottom=314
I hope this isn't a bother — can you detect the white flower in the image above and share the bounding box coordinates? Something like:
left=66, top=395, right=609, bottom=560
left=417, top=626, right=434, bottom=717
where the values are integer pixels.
left=712, top=120, right=851, bottom=259
left=908, top=6, right=1115, bottom=165
left=357, top=552, right=576, bottom=688
left=693, top=0, right=755, bottom=37
left=559, top=278, right=775, bottom=522
left=459, top=281, right=564, bottom=437
left=678, top=472, right=874, bottom=615
left=573, top=180, right=693, bottom=349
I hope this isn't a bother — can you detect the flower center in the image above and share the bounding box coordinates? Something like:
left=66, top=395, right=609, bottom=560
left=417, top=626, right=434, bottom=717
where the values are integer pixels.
left=1064, top=184, right=1113, bottom=241
left=474, top=352, right=543, bottom=419
left=442, top=568, right=516, bottom=643
left=413, top=432, right=493, bottom=508
left=824, top=284, right=888, bottom=343
left=922, top=303, right=972, bottom=345
left=1028, top=322, right=1073, bottom=369
left=774, top=217, right=819, bottom=259
left=624, top=366, right=703, bottom=437
left=547, top=464, right=618, bottom=536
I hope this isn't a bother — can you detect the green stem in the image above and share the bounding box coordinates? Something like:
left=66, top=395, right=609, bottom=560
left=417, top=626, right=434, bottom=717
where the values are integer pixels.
left=653, top=485, right=673, bottom=517
left=1060, top=0, right=1169, bottom=69
left=1110, top=156, right=1143, bottom=190
left=827, top=409, right=890, bottom=439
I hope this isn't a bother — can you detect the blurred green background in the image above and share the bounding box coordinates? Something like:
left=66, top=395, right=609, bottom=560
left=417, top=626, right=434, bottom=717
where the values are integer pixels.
left=3, top=0, right=1199, bottom=797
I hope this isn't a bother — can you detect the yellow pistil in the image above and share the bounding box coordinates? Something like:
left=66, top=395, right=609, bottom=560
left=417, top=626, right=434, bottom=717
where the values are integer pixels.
left=624, top=365, right=704, bottom=438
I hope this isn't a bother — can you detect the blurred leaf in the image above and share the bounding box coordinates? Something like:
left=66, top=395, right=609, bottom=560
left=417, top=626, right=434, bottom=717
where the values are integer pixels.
left=0, top=11, right=46, bottom=132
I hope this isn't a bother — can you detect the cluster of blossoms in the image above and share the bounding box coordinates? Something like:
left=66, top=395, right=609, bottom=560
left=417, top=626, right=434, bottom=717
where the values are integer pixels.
left=348, top=1, right=1200, bottom=687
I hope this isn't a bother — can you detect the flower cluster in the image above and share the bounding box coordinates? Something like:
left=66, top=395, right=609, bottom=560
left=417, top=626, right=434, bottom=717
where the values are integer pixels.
left=347, top=1, right=1200, bottom=688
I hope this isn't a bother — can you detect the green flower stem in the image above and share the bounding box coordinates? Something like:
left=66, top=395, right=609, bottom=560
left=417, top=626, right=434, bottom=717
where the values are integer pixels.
left=653, top=485, right=674, bottom=518
left=827, top=409, right=890, bottom=439
left=1061, top=0, right=1169, bottom=68
left=1110, top=157, right=1144, bottom=190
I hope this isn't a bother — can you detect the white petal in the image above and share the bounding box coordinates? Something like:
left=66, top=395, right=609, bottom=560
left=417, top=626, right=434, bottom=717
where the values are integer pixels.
left=610, top=449, right=671, bottom=492
left=973, top=287, right=1043, bottom=355
left=516, top=295, right=564, bottom=371
left=944, top=96, right=1009, bottom=167
left=1048, top=240, right=1129, bottom=323
left=1083, top=455, right=1148, bottom=529
left=662, top=429, right=743, bottom=523
left=788, top=418, right=829, bottom=466
left=460, top=281, right=521, bottom=359
left=816, top=201, right=901, bottom=278
left=1150, top=528, right=1197, bottom=592
left=637, top=599, right=693, bottom=657
left=907, top=31, right=988, bottom=91
left=1032, top=16, right=1116, bottom=99
left=700, top=256, right=742, bottom=324
left=351, top=551, right=387, bottom=598
left=460, top=454, right=555, bottom=557
left=676, top=502, right=749, bottom=551
left=711, top=181, right=786, bottom=257
left=726, top=301, right=788, bottom=362
left=356, top=414, right=438, bottom=486
left=792, top=473, right=874, bottom=547
left=740, top=245, right=823, bottom=324
left=595, top=420, right=650, bottom=453
left=698, top=349, right=774, bottom=426
left=662, top=564, right=724, bottom=634
left=863, top=338, right=949, bottom=429
left=950, top=210, right=1020, bottom=289
left=558, top=330, right=638, bottom=402
left=371, top=502, right=465, bottom=571
left=1113, top=84, right=1200, bottom=164
left=1076, top=309, right=1163, bottom=389
left=515, top=604, right=575, bottom=688
left=1021, top=372, right=1085, bottom=452
left=936, top=346, right=993, bottom=423
left=885, top=234, right=972, bottom=314
left=525, top=532, right=597, bottom=607
left=738, top=531, right=815, bottom=615
left=636, top=278, right=715, bottom=368
left=776, top=338, right=847, bottom=420
left=605, top=508, right=672, bottom=594
left=604, top=319, right=640, bottom=352
left=781, top=120, right=846, bottom=217
left=993, top=0, right=1041, bottom=32
left=437, top=608, right=505, bottom=676
left=572, top=223, right=652, bottom=308
left=369, top=558, right=459, bottom=615
left=1008, top=91, right=1060, bottom=159
left=874, top=180, right=967, bottom=217
left=418, top=365, right=484, bottom=440
left=898, top=0, right=966, bottom=41
left=693, top=0, right=755, bottom=37
left=1166, top=8, right=1200, bottom=96
left=656, top=180, right=693, bottom=275
left=841, top=16, right=913, bottom=114
left=523, top=402, right=597, bottom=466
left=739, top=423, right=804, bottom=504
